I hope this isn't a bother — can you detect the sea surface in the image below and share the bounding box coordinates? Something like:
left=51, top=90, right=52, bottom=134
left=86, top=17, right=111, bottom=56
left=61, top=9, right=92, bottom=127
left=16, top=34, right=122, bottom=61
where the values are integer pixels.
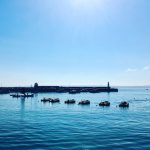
left=0, top=87, right=150, bottom=150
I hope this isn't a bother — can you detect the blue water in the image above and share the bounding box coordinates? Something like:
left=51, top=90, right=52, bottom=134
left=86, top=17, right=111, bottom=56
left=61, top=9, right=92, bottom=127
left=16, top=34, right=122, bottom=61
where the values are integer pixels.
left=0, top=87, right=150, bottom=150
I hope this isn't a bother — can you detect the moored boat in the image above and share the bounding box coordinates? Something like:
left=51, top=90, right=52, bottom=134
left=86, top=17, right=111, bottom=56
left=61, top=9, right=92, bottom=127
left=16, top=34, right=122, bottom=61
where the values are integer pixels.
left=10, top=93, right=34, bottom=98
left=99, top=101, right=110, bottom=106
left=22, top=93, right=34, bottom=98
left=41, top=98, right=51, bottom=102
left=119, top=101, right=129, bottom=107
left=65, top=99, right=76, bottom=104
left=49, top=98, right=60, bottom=103
left=78, top=100, right=90, bottom=105
left=41, top=98, right=60, bottom=103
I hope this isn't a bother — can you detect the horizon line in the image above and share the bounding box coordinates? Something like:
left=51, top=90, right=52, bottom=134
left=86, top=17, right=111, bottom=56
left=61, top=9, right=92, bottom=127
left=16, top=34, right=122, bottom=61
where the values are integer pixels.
left=0, top=84, right=150, bottom=88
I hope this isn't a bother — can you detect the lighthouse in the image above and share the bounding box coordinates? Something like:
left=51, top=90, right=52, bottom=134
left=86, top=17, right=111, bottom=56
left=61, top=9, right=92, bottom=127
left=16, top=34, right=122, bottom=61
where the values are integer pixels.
left=107, top=82, right=110, bottom=89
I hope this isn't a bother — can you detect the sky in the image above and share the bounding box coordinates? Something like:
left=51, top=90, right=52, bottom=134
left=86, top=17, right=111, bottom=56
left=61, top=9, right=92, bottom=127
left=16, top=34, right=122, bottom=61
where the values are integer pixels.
left=0, top=0, right=150, bottom=86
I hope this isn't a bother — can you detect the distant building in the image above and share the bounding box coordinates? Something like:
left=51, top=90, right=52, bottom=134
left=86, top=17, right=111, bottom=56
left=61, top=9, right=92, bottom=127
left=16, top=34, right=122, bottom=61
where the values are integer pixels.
left=34, top=83, right=39, bottom=89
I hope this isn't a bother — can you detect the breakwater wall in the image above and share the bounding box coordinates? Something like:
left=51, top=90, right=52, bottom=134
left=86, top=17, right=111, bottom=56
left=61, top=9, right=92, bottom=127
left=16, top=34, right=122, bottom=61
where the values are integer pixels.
left=0, top=83, right=118, bottom=94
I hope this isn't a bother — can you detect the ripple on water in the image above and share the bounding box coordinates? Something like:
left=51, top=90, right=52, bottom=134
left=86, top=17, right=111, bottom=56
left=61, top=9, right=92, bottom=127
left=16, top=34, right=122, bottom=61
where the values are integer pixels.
left=0, top=89, right=150, bottom=149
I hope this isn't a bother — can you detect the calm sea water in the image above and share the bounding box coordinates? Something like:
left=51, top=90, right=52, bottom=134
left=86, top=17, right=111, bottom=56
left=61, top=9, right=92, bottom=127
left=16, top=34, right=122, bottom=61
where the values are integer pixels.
left=0, top=87, right=150, bottom=150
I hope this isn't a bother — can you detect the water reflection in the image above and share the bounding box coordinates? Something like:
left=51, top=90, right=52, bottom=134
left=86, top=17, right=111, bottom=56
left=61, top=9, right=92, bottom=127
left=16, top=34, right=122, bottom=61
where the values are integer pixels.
left=20, top=98, right=25, bottom=119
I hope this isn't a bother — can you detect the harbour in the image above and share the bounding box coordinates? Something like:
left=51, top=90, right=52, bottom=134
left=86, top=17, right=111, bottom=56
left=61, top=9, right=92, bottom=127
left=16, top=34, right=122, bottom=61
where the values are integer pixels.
left=0, top=82, right=118, bottom=94
left=0, top=0, right=150, bottom=149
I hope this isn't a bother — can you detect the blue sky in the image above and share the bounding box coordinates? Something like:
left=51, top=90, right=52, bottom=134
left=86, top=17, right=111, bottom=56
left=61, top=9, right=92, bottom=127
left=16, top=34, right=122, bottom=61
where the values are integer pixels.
left=0, top=0, right=150, bottom=86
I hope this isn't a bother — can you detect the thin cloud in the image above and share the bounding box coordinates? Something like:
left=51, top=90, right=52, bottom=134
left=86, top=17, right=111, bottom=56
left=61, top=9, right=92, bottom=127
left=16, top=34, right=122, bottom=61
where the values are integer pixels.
left=143, top=66, right=150, bottom=71
left=126, top=66, right=150, bottom=72
left=126, top=68, right=138, bottom=72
